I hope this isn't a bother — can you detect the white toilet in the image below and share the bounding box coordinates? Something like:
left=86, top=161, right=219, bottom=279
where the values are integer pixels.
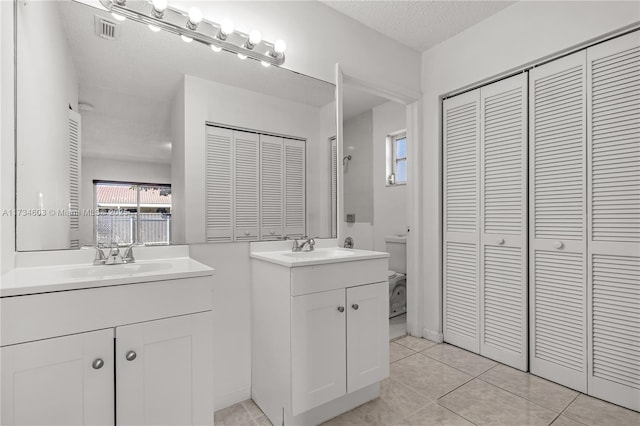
left=385, top=235, right=407, bottom=318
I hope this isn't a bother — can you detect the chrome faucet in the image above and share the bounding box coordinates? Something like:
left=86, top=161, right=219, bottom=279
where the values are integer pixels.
left=292, top=236, right=316, bottom=252
left=103, top=242, right=136, bottom=265
left=93, top=246, right=107, bottom=265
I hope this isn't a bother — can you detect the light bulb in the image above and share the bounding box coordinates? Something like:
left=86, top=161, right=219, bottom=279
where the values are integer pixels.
left=237, top=53, right=247, bottom=60
left=112, top=12, right=126, bottom=21
left=220, top=18, right=234, bottom=36
left=188, top=7, right=203, bottom=24
left=181, top=35, right=193, bottom=43
left=274, top=39, right=286, bottom=54
left=210, top=44, right=222, bottom=53
left=148, top=24, right=161, bottom=32
left=249, top=30, right=262, bottom=46
left=152, top=0, right=167, bottom=12
left=261, top=61, right=271, bottom=68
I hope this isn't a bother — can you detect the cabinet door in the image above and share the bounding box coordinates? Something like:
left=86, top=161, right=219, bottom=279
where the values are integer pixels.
left=346, top=282, right=389, bottom=393
left=1, top=329, right=114, bottom=426
left=443, top=89, right=481, bottom=353
left=260, top=134, right=284, bottom=240
left=284, top=139, right=306, bottom=238
left=479, top=73, right=528, bottom=371
left=529, top=50, right=588, bottom=392
left=234, top=130, right=260, bottom=241
left=116, top=312, right=214, bottom=426
left=206, top=126, right=234, bottom=242
left=291, top=289, right=346, bottom=415
left=586, top=31, right=640, bottom=412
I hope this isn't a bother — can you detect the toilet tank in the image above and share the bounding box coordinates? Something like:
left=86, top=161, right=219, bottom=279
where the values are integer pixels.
left=385, top=235, right=407, bottom=274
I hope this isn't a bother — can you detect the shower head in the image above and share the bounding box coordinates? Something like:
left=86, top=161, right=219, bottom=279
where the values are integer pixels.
left=343, top=155, right=352, bottom=166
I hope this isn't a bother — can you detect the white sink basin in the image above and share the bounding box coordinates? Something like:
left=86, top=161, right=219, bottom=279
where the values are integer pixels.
left=64, top=262, right=172, bottom=278
left=251, top=247, right=388, bottom=267
left=282, top=248, right=356, bottom=259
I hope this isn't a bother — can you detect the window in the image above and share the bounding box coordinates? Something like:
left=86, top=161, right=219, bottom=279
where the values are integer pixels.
left=94, top=181, right=172, bottom=246
left=387, top=132, right=407, bottom=186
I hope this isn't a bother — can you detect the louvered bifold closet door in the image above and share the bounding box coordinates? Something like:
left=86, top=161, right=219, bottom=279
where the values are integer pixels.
left=234, top=130, right=260, bottom=241
left=284, top=139, right=306, bottom=238
left=205, top=126, right=234, bottom=242
left=260, top=135, right=284, bottom=240
left=529, top=51, right=588, bottom=392
left=586, top=31, right=640, bottom=412
left=479, top=74, right=528, bottom=370
left=69, top=110, right=81, bottom=249
left=443, top=89, right=481, bottom=353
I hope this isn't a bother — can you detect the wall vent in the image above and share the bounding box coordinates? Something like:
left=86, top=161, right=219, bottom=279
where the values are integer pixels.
left=94, top=15, right=119, bottom=40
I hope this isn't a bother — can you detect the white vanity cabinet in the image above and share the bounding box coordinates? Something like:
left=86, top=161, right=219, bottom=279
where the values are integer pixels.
left=251, top=251, right=389, bottom=426
left=1, top=273, right=214, bottom=426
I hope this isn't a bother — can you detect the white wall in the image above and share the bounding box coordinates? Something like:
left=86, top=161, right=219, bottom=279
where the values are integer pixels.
left=372, top=101, right=407, bottom=253
left=78, top=157, right=171, bottom=246
left=420, top=1, right=640, bottom=340
left=15, top=0, right=78, bottom=251
left=343, top=110, right=373, bottom=224
left=0, top=1, right=14, bottom=274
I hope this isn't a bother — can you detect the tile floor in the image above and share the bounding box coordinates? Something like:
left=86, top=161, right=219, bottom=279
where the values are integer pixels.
left=214, top=336, right=640, bottom=426
left=389, top=313, right=407, bottom=340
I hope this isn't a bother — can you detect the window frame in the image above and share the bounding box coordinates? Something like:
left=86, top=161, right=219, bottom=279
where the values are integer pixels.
left=386, top=131, right=407, bottom=187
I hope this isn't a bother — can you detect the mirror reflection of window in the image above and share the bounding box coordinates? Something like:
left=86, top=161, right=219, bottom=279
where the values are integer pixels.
left=386, top=132, right=407, bottom=186
left=94, top=181, right=171, bottom=247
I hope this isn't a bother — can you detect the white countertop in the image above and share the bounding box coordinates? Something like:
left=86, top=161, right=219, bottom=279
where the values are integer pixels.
left=250, top=246, right=389, bottom=268
left=0, top=257, right=214, bottom=297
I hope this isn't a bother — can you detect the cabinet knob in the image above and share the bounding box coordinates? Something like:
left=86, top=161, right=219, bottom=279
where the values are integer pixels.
left=125, top=351, right=137, bottom=361
left=270, top=231, right=275, bottom=235
left=352, top=304, right=359, bottom=310
left=497, top=238, right=505, bottom=245
left=554, top=241, right=564, bottom=249
left=244, top=231, right=250, bottom=236
left=337, top=306, right=345, bottom=313
left=92, top=358, right=104, bottom=370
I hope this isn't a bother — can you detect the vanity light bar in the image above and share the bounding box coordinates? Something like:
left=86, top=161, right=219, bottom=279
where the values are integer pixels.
left=98, top=0, right=286, bottom=66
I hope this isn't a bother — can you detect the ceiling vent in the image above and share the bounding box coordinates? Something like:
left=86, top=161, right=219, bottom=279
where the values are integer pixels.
left=94, top=15, right=119, bottom=40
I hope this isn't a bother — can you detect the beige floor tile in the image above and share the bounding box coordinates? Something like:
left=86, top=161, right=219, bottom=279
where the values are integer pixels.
left=438, top=379, right=557, bottom=426
left=404, top=402, right=475, bottom=425
left=242, top=399, right=265, bottom=419
left=395, top=335, right=439, bottom=352
left=563, top=394, right=640, bottom=426
left=253, top=414, right=273, bottom=426
left=390, top=353, right=472, bottom=401
left=550, top=415, right=586, bottom=426
left=321, top=407, right=369, bottom=426
left=390, top=342, right=416, bottom=363
left=479, top=364, right=579, bottom=412
left=214, top=402, right=255, bottom=426
left=351, top=377, right=432, bottom=425
left=421, top=344, right=497, bottom=376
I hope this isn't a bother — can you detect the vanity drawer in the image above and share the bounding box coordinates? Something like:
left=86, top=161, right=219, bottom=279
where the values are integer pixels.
left=290, top=259, right=387, bottom=296
left=1, top=276, right=213, bottom=346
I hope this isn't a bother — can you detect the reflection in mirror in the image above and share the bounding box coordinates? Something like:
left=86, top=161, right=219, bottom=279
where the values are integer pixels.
left=341, top=84, right=408, bottom=252
left=16, top=0, right=336, bottom=251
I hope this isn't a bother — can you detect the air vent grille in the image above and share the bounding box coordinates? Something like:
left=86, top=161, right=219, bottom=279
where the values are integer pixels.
left=94, top=15, right=119, bottom=40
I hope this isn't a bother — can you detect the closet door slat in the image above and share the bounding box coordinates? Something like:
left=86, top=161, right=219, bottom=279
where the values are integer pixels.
left=587, top=31, right=640, bottom=412
left=205, top=126, right=234, bottom=242
left=529, top=50, right=588, bottom=393
left=234, top=131, right=260, bottom=241
left=284, top=139, right=306, bottom=238
left=443, top=90, right=481, bottom=353
left=479, top=73, right=528, bottom=371
left=260, top=135, right=284, bottom=240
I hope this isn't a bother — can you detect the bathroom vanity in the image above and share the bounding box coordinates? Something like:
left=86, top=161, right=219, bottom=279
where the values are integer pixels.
left=250, top=240, right=390, bottom=425
left=0, top=247, right=214, bottom=426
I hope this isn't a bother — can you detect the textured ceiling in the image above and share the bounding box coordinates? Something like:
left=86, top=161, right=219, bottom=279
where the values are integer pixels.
left=321, top=0, right=514, bottom=52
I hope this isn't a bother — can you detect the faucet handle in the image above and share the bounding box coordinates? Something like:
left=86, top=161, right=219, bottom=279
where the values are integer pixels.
left=93, top=246, right=107, bottom=265
left=123, top=244, right=135, bottom=263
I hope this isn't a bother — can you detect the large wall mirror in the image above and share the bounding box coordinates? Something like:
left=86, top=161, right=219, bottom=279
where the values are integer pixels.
left=15, top=0, right=336, bottom=251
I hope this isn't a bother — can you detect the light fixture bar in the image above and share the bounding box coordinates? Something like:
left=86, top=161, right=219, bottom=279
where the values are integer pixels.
left=98, top=0, right=285, bottom=66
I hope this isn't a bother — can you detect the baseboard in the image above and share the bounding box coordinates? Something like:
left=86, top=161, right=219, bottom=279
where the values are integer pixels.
left=422, top=328, right=444, bottom=343
left=214, top=386, right=251, bottom=411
